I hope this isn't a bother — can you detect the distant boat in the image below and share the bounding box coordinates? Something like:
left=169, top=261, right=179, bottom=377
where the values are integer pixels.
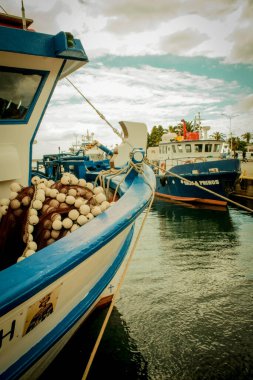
left=147, top=118, right=240, bottom=206
left=0, top=11, right=155, bottom=379
left=32, top=132, right=113, bottom=180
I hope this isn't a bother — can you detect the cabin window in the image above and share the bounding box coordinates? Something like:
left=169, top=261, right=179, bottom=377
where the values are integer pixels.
left=194, top=144, right=203, bottom=152
left=172, top=145, right=176, bottom=153
left=0, top=67, right=45, bottom=121
left=214, top=144, right=221, bottom=152
left=205, top=144, right=212, bottom=152
left=185, top=144, right=191, bottom=153
left=177, top=144, right=183, bottom=153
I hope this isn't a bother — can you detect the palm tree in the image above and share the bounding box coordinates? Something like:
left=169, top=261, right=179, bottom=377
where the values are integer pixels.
left=176, top=120, right=194, bottom=135
left=210, top=131, right=225, bottom=140
left=241, top=132, right=252, bottom=143
left=168, top=125, right=178, bottom=133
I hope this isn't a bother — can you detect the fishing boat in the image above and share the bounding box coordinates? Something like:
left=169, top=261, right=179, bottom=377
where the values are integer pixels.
left=0, top=11, right=155, bottom=379
left=147, top=118, right=241, bottom=206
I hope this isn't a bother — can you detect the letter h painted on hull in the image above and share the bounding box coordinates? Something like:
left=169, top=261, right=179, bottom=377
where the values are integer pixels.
left=0, top=320, right=16, bottom=348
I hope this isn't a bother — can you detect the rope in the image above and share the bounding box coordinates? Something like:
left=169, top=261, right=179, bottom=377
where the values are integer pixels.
left=65, top=78, right=135, bottom=152
left=81, top=163, right=155, bottom=380
left=145, top=158, right=253, bottom=213
left=65, top=78, right=123, bottom=140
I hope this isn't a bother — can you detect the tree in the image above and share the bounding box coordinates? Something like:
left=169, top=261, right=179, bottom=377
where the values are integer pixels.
left=241, top=132, right=252, bottom=143
left=167, top=125, right=178, bottom=133
left=147, top=125, right=167, bottom=147
left=228, top=137, right=247, bottom=153
left=210, top=131, right=225, bottom=140
left=176, top=120, right=194, bottom=135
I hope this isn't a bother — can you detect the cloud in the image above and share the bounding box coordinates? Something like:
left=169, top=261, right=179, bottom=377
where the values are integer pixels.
left=5, top=0, right=253, bottom=63
left=228, top=27, right=253, bottom=64
left=235, top=94, right=253, bottom=113
left=31, top=60, right=250, bottom=159
left=160, top=29, right=208, bottom=55
left=91, top=0, right=240, bottom=33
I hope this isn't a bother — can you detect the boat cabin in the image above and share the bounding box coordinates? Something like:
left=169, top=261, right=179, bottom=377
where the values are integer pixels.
left=0, top=13, right=88, bottom=199
left=159, top=136, right=226, bottom=165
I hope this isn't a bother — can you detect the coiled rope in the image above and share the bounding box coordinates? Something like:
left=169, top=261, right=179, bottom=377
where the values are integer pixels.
left=81, top=160, right=155, bottom=380
left=145, top=158, right=253, bottom=213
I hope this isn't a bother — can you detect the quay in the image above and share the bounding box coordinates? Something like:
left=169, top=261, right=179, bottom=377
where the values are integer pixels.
left=231, top=160, right=253, bottom=204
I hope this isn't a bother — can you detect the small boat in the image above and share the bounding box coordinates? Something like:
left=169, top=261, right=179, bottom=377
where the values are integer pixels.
left=147, top=118, right=241, bottom=206
left=0, top=11, right=155, bottom=379
left=32, top=133, right=113, bottom=182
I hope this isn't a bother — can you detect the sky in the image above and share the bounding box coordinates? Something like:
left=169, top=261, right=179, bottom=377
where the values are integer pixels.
left=3, top=0, right=253, bottom=157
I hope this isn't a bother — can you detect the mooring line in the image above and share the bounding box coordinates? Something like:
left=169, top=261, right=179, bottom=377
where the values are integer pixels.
left=81, top=172, right=155, bottom=380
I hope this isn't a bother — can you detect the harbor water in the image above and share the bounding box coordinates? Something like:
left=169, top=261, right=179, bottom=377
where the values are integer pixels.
left=40, top=199, right=253, bottom=380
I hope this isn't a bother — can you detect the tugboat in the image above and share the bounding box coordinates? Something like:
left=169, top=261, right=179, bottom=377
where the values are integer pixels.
left=147, top=115, right=240, bottom=206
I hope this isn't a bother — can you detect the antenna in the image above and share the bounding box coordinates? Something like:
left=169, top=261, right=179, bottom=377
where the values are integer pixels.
left=21, top=0, right=26, bottom=30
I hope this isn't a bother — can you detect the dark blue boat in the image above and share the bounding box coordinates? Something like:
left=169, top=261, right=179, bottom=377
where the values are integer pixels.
left=147, top=120, right=241, bottom=206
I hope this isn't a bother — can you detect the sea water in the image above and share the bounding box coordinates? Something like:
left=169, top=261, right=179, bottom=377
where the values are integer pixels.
left=40, top=199, right=253, bottom=380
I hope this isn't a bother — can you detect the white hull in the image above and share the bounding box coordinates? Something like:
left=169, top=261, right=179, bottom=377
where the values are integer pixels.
left=1, top=224, right=133, bottom=379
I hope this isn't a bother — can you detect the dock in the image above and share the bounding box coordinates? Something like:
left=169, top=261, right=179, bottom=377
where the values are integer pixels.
left=230, top=160, right=253, bottom=207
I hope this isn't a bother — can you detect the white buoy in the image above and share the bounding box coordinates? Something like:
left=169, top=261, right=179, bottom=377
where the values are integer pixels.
left=70, top=224, right=79, bottom=232
left=50, top=189, right=59, bottom=198
left=31, top=176, right=40, bottom=185
left=93, top=186, right=104, bottom=195
left=95, top=193, right=107, bottom=204
left=25, top=249, right=35, bottom=257
left=22, top=196, right=31, bottom=206
left=91, top=206, right=102, bottom=216
left=9, top=191, right=18, bottom=200
left=62, top=217, right=73, bottom=229
left=56, top=193, right=66, bottom=203
left=10, top=199, right=21, bottom=210
left=68, top=209, right=80, bottom=221
left=0, top=198, right=10, bottom=207
left=66, top=195, right=76, bottom=205
left=86, top=182, right=94, bottom=191
left=79, top=204, right=90, bottom=215
left=77, top=215, right=88, bottom=225
left=29, top=214, right=39, bottom=225
left=68, top=188, right=77, bottom=197
left=17, top=256, right=26, bottom=262
left=28, top=241, right=37, bottom=251
left=32, top=200, right=43, bottom=210
left=10, top=182, right=22, bottom=192
left=78, top=178, right=86, bottom=187
left=52, top=220, right=62, bottom=231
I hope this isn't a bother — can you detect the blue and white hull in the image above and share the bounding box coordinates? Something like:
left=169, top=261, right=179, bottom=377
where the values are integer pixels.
left=0, top=12, right=155, bottom=379
left=155, top=159, right=241, bottom=206
left=0, top=165, right=154, bottom=379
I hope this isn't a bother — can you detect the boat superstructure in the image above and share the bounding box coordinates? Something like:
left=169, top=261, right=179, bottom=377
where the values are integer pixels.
left=147, top=118, right=240, bottom=206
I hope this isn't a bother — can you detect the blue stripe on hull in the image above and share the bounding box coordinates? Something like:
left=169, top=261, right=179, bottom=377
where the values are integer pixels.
left=2, top=226, right=134, bottom=380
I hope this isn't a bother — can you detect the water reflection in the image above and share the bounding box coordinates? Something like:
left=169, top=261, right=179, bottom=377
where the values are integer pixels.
left=151, top=199, right=240, bottom=261
left=40, top=307, right=148, bottom=380
left=42, top=199, right=253, bottom=380
left=118, top=199, right=253, bottom=380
